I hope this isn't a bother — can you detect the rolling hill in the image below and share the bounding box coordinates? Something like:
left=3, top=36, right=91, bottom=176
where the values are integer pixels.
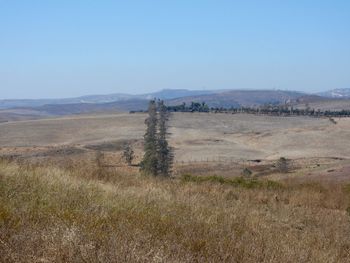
left=0, top=89, right=217, bottom=110
left=168, top=90, right=305, bottom=108
left=2, top=89, right=350, bottom=122
left=317, top=88, right=350, bottom=98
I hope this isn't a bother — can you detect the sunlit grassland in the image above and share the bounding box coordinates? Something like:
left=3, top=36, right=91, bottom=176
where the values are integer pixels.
left=1, top=160, right=350, bottom=262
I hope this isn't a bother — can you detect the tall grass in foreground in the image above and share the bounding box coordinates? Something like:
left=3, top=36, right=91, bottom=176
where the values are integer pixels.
left=1, top=160, right=350, bottom=262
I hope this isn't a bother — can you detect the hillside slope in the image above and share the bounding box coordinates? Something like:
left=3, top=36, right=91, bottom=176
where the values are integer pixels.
left=317, top=88, right=350, bottom=98
left=168, top=90, right=305, bottom=108
left=0, top=89, right=218, bottom=110
left=3, top=90, right=348, bottom=121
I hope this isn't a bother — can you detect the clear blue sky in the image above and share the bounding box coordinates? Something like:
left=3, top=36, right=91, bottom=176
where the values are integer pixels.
left=1, top=0, right=349, bottom=99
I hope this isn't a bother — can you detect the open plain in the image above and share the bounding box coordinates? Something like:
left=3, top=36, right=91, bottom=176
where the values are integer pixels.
left=1, top=112, right=350, bottom=180
left=1, top=112, right=350, bottom=262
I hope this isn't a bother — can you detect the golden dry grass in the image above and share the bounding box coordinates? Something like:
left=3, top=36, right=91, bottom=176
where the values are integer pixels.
left=1, top=160, right=350, bottom=262
left=2, top=112, right=350, bottom=162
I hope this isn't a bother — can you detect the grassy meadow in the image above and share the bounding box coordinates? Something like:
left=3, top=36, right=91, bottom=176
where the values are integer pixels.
left=1, top=159, right=350, bottom=262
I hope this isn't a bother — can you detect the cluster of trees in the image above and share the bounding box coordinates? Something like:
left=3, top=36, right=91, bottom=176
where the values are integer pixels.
left=166, top=102, right=210, bottom=112
left=140, top=100, right=173, bottom=177
left=165, top=102, right=350, bottom=117
left=227, top=106, right=350, bottom=117
left=236, top=104, right=350, bottom=117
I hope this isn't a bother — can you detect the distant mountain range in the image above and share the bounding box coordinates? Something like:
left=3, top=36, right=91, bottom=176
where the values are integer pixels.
left=0, top=89, right=218, bottom=110
left=168, top=90, right=305, bottom=108
left=317, top=88, right=350, bottom=98
left=1, top=88, right=350, bottom=122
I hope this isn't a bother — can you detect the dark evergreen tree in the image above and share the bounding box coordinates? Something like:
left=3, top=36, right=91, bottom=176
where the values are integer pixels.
left=157, top=100, right=173, bottom=177
left=140, top=100, right=158, bottom=175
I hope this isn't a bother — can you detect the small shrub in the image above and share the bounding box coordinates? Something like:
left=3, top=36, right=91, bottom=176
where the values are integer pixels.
left=276, top=157, right=289, bottom=173
left=242, top=168, right=253, bottom=178
left=329, top=117, right=337, bottom=124
left=122, top=143, right=134, bottom=166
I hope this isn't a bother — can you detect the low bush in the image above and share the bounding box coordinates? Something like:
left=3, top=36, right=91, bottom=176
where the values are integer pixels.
left=181, top=174, right=283, bottom=189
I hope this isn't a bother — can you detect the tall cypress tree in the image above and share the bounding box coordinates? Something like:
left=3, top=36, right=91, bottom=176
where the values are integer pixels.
left=157, top=100, right=173, bottom=177
left=140, top=100, right=158, bottom=175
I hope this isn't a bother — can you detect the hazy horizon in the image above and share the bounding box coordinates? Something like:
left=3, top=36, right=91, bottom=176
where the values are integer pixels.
left=0, top=87, right=322, bottom=101
left=1, top=1, right=349, bottom=99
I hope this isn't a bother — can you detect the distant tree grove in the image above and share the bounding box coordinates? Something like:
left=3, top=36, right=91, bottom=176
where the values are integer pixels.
left=164, top=102, right=350, bottom=118
left=166, top=102, right=210, bottom=112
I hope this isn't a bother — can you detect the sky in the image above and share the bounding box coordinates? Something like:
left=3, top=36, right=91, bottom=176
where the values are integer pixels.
left=1, top=0, right=350, bottom=99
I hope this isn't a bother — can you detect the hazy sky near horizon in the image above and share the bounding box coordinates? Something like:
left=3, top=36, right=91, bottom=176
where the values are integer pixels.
left=1, top=1, right=350, bottom=99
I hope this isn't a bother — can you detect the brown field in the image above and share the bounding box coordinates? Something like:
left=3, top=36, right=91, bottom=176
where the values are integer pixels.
left=1, top=112, right=350, bottom=158
left=1, top=112, right=350, bottom=262
left=1, top=112, right=350, bottom=180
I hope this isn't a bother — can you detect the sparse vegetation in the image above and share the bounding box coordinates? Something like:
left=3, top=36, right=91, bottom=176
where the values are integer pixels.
left=242, top=167, right=253, bottom=178
left=1, top=111, right=350, bottom=262
left=3, top=1, right=350, bottom=261
left=122, top=143, right=134, bottom=166
left=329, top=117, right=337, bottom=124
left=276, top=157, right=289, bottom=173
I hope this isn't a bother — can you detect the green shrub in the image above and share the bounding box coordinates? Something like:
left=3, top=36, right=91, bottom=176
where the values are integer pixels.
left=242, top=168, right=253, bottom=178
left=181, top=174, right=283, bottom=190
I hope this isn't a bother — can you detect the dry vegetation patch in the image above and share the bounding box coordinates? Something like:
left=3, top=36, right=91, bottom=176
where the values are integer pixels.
left=1, top=160, right=350, bottom=262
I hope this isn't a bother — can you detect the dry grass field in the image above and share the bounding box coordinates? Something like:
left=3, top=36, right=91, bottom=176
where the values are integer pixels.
left=1, top=112, right=350, bottom=180
left=1, top=112, right=350, bottom=262
left=1, top=160, right=350, bottom=262
left=1, top=112, right=350, bottom=159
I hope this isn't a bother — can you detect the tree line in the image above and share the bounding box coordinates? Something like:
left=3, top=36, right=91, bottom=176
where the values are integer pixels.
left=165, top=102, right=350, bottom=117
